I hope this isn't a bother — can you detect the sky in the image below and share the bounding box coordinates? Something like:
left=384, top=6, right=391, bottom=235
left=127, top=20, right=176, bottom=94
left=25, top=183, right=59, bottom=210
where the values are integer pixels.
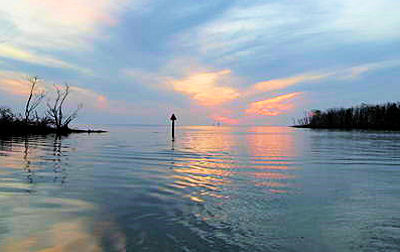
left=0, top=0, right=399, bottom=126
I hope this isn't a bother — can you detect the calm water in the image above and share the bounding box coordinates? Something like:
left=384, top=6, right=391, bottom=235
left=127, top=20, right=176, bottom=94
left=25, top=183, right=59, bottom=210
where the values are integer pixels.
left=0, top=125, right=399, bottom=251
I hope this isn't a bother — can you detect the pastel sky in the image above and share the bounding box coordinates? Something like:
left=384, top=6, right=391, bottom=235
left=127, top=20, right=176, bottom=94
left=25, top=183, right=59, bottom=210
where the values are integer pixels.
left=1, top=0, right=400, bottom=125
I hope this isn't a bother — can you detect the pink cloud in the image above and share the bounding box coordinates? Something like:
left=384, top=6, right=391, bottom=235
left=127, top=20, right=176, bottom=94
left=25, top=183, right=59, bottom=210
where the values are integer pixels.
left=245, top=92, right=302, bottom=116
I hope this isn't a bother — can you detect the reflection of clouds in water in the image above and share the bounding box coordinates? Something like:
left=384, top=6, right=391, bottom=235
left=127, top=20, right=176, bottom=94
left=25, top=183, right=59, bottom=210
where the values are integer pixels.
left=0, top=135, right=126, bottom=251
left=0, top=126, right=304, bottom=250
left=1, top=219, right=100, bottom=251
left=170, top=126, right=236, bottom=203
left=169, top=126, right=300, bottom=202
left=170, top=158, right=233, bottom=202
left=169, top=127, right=302, bottom=249
left=246, top=126, right=297, bottom=158
left=0, top=136, right=69, bottom=184
left=245, top=126, right=299, bottom=194
left=0, top=138, right=42, bottom=171
left=179, top=126, right=236, bottom=153
left=248, top=172, right=295, bottom=179
left=94, top=221, right=127, bottom=252
left=0, top=196, right=126, bottom=251
left=0, top=197, right=97, bottom=251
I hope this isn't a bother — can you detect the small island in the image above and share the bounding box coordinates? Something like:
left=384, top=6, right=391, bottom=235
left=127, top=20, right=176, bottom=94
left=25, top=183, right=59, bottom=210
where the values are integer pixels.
left=294, top=102, right=400, bottom=130
left=0, top=76, right=106, bottom=135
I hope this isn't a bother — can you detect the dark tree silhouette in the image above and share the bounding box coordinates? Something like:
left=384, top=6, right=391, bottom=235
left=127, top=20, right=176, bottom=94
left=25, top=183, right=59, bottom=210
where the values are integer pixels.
left=24, top=76, right=45, bottom=122
left=1, top=75, right=103, bottom=135
left=46, top=84, right=82, bottom=131
left=296, top=102, right=400, bottom=130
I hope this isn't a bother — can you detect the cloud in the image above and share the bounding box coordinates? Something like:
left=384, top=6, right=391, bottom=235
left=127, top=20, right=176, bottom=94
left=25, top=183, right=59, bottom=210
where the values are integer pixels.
left=175, top=0, right=400, bottom=63
left=0, top=71, right=104, bottom=109
left=329, top=0, right=400, bottom=41
left=176, top=1, right=301, bottom=58
left=0, top=70, right=164, bottom=118
left=168, top=69, right=240, bottom=106
left=121, top=57, right=400, bottom=125
left=247, top=73, right=329, bottom=95
left=121, top=68, right=164, bottom=87
left=0, top=78, right=30, bottom=96
left=0, top=71, right=36, bottom=96
left=340, top=59, right=400, bottom=79
left=0, top=0, right=150, bottom=73
left=123, top=63, right=244, bottom=123
left=245, top=92, right=302, bottom=116
left=121, top=57, right=400, bottom=126
left=67, top=86, right=108, bottom=110
left=0, top=44, right=91, bottom=73
left=246, top=59, right=400, bottom=96
left=0, top=0, right=142, bottom=50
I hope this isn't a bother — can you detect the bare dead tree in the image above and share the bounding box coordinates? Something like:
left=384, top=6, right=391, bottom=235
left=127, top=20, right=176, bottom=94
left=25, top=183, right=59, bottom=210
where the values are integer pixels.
left=46, top=84, right=82, bottom=131
left=25, top=76, right=45, bottom=122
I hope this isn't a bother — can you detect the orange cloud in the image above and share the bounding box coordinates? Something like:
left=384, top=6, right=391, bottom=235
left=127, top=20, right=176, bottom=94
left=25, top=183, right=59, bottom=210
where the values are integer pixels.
left=245, top=92, right=302, bottom=116
left=247, top=74, right=328, bottom=95
left=0, top=78, right=31, bottom=96
left=0, top=72, right=48, bottom=97
left=168, top=70, right=240, bottom=106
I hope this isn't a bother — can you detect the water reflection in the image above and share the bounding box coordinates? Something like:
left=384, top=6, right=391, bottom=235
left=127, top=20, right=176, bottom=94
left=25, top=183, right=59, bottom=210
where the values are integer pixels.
left=168, top=126, right=300, bottom=203
left=245, top=126, right=299, bottom=194
left=0, top=201, right=99, bottom=251
left=23, top=137, right=33, bottom=184
left=170, top=126, right=236, bottom=203
left=50, top=135, right=67, bottom=184
left=0, top=126, right=398, bottom=251
left=0, top=135, right=69, bottom=184
left=0, top=135, right=104, bottom=251
left=159, top=126, right=304, bottom=250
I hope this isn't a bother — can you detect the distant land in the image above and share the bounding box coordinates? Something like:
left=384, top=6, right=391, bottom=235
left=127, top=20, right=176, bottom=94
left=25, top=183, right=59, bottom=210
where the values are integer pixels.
left=295, top=102, right=400, bottom=130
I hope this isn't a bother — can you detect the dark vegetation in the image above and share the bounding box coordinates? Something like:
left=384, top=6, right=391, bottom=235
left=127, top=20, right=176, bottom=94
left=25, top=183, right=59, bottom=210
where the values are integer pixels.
left=0, top=75, right=106, bottom=135
left=295, top=102, right=400, bottom=130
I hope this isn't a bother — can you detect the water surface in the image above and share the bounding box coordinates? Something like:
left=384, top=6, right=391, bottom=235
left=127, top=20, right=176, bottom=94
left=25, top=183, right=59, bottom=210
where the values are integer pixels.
left=0, top=126, right=399, bottom=251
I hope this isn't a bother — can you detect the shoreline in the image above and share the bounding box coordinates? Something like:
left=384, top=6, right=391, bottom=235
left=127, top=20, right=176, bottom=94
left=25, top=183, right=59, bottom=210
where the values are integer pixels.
left=292, top=125, right=400, bottom=131
left=0, top=126, right=107, bottom=136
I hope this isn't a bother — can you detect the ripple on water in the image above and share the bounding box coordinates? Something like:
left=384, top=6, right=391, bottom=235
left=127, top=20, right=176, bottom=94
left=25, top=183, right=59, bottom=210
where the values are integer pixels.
left=0, top=126, right=400, bottom=251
